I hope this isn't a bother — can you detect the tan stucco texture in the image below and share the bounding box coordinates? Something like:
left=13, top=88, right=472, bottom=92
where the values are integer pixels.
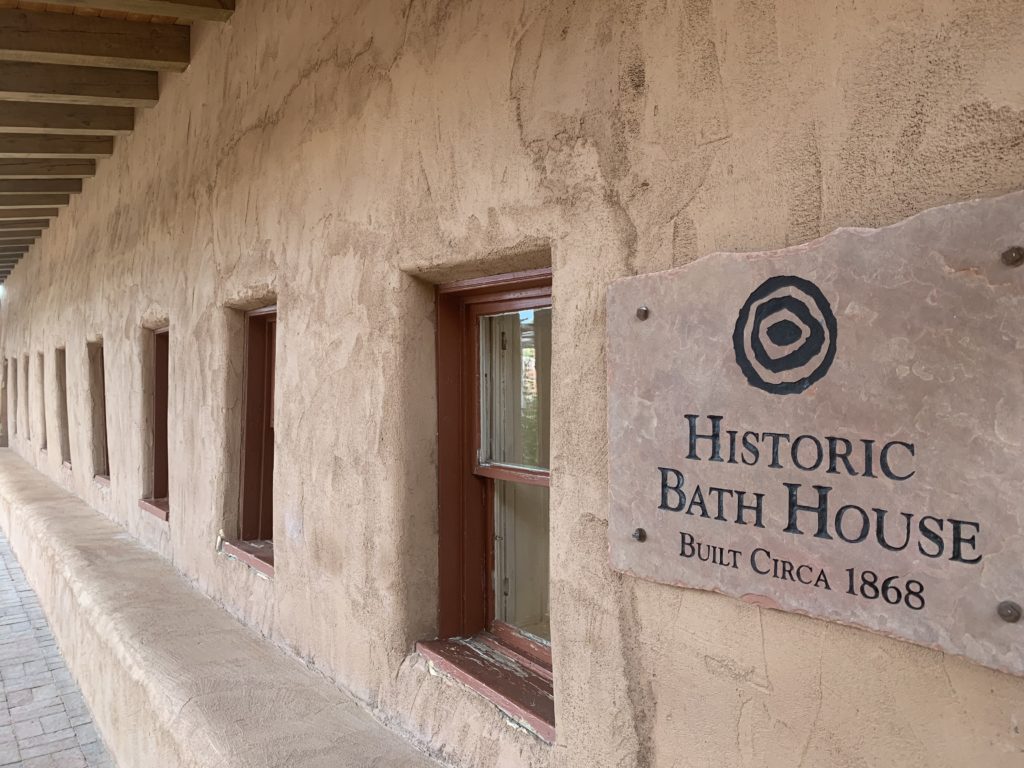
left=0, top=450, right=439, bottom=768
left=1, top=1, right=1023, bottom=767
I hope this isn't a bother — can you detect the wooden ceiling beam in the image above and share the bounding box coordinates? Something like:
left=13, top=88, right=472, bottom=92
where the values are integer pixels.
left=0, top=194, right=69, bottom=208
left=0, top=9, right=190, bottom=72
left=33, top=1, right=234, bottom=22
left=0, top=179, right=82, bottom=194
left=0, top=134, right=113, bottom=158
left=0, top=208, right=59, bottom=219
left=0, top=159, right=95, bottom=178
left=0, top=219, right=50, bottom=229
left=0, top=231, right=42, bottom=240
left=0, top=63, right=158, bottom=108
left=0, top=239, right=33, bottom=246
left=0, top=102, right=134, bottom=136
left=0, top=247, right=28, bottom=255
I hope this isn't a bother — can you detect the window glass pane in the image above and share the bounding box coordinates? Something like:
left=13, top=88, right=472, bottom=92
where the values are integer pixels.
left=479, top=307, right=551, bottom=470
left=493, top=479, right=550, bottom=641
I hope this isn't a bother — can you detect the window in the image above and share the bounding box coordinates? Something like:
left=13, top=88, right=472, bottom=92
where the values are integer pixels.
left=139, top=329, right=169, bottom=520
left=37, top=353, right=46, bottom=451
left=0, top=359, right=7, bottom=446
left=418, top=268, right=554, bottom=742
left=223, top=307, right=276, bottom=575
left=55, top=348, right=71, bottom=466
left=87, top=340, right=109, bottom=481
left=8, top=358, right=16, bottom=436
left=22, top=355, right=29, bottom=442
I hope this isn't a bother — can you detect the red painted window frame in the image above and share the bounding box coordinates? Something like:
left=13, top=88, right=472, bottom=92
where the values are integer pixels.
left=140, top=327, right=170, bottom=521
left=229, top=306, right=277, bottom=573
left=420, top=268, right=555, bottom=741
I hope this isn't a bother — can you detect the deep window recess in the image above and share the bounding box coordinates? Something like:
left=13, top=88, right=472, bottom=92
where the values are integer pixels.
left=418, top=268, right=554, bottom=742
left=22, top=356, right=29, bottom=442
left=55, top=348, right=71, bottom=466
left=139, top=328, right=169, bottom=520
left=9, top=358, right=16, bottom=437
left=87, top=340, right=110, bottom=481
left=0, top=360, right=7, bottom=446
left=223, top=307, right=276, bottom=576
left=37, top=353, right=46, bottom=451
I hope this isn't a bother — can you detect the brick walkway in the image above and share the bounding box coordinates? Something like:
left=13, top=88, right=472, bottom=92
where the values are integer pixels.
left=0, top=535, right=113, bottom=767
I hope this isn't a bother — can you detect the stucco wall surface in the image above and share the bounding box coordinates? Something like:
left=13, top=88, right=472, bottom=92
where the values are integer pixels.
left=1, top=1, right=1023, bottom=766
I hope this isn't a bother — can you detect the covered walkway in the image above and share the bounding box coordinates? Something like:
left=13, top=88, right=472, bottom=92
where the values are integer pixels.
left=0, top=531, right=112, bottom=767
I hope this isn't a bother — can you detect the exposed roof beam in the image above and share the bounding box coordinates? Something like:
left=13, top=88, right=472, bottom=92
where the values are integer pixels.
left=0, top=159, right=95, bottom=178
left=0, top=231, right=42, bottom=240
left=0, top=239, right=35, bottom=247
left=0, top=10, right=190, bottom=72
left=0, top=208, right=59, bottom=219
left=0, top=248, right=28, bottom=256
left=0, top=179, right=82, bottom=194
left=0, top=102, right=134, bottom=135
left=0, top=219, right=50, bottom=229
left=34, top=1, right=234, bottom=23
left=0, top=62, right=158, bottom=107
left=0, top=134, right=113, bottom=158
left=0, top=194, right=69, bottom=208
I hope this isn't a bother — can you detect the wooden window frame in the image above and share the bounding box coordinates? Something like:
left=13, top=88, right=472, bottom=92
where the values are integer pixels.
left=225, top=305, right=277, bottom=575
left=87, top=340, right=110, bottom=481
left=37, top=352, right=46, bottom=452
left=22, top=355, right=29, bottom=442
left=8, top=358, right=15, bottom=437
left=54, top=347, right=71, bottom=468
left=418, top=268, right=555, bottom=742
left=139, top=327, right=170, bottom=521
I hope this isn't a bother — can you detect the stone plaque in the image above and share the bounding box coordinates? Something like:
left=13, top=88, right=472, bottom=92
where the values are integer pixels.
left=607, top=192, right=1024, bottom=676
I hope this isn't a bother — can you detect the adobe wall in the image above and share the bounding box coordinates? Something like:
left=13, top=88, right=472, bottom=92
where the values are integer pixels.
left=2, top=1, right=1023, bottom=766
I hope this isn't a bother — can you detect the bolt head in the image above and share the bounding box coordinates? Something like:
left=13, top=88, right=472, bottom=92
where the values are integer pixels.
left=1000, top=246, right=1024, bottom=268
left=636, top=306, right=650, bottom=321
left=997, top=600, right=1021, bottom=623
left=632, top=528, right=647, bottom=542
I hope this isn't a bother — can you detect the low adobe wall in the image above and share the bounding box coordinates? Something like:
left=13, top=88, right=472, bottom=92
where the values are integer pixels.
left=1, top=1, right=1023, bottom=766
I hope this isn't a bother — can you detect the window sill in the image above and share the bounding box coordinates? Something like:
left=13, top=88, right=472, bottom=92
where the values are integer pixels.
left=138, top=498, right=169, bottom=522
left=417, top=634, right=555, bottom=743
left=222, top=540, right=274, bottom=578
left=93, top=474, right=110, bottom=488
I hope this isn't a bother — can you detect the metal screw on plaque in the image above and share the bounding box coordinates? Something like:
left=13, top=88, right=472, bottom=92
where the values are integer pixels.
left=997, top=601, right=1022, bottom=623
left=632, top=528, right=647, bottom=542
left=1001, top=246, right=1024, bottom=267
left=636, top=306, right=650, bottom=321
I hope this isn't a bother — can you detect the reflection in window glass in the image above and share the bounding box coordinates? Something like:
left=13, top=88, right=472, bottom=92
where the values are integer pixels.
left=479, top=307, right=551, bottom=470
left=493, top=480, right=550, bottom=641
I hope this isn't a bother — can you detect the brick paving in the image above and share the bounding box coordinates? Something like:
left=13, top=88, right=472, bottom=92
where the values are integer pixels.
left=0, top=535, right=113, bottom=767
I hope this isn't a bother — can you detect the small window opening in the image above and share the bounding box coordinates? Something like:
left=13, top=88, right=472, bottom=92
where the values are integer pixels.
left=9, top=358, right=16, bottom=437
left=0, top=359, right=7, bottom=446
left=22, top=355, right=29, bottom=442
left=37, top=353, right=46, bottom=451
left=140, top=329, right=169, bottom=520
left=418, top=268, right=555, bottom=743
left=55, top=348, right=71, bottom=466
left=87, top=340, right=109, bottom=480
left=223, top=306, right=276, bottom=575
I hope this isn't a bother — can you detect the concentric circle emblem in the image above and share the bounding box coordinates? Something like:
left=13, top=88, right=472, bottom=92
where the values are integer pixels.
left=732, top=275, right=837, bottom=395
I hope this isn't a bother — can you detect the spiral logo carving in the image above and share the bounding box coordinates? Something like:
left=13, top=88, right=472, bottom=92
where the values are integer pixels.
left=732, top=275, right=837, bottom=395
